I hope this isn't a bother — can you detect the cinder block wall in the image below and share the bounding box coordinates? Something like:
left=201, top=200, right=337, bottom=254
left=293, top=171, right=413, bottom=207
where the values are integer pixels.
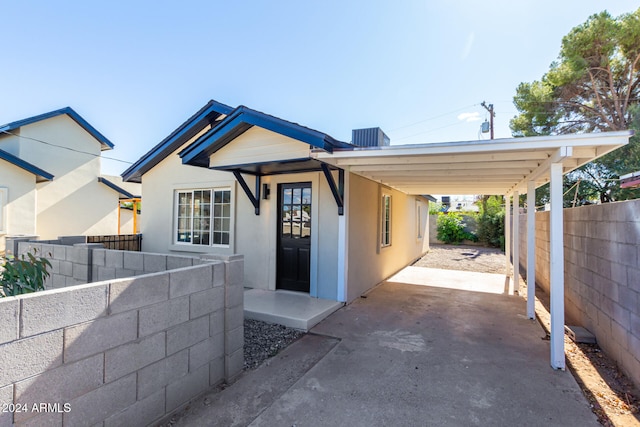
left=0, top=250, right=244, bottom=426
left=517, top=199, right=640, bottom=388
left=15, top=242, right=204, bottom=290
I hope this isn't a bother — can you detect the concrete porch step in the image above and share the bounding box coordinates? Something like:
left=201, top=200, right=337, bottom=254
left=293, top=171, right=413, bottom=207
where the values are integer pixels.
left=244, top=289, right=343, bottom=331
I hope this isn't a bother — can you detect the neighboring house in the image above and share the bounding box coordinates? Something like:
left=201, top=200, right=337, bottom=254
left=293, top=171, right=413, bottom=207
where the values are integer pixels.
left=99, top=174, right=142, bottom=234
left=0, top=108, right=141, bottom=254
left=439, top=195, right=479, bottom=212
left=122, top=101, right=431, bottom=303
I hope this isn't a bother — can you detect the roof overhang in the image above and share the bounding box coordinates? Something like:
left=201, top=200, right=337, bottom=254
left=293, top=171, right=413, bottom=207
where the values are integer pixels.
left=313, top=131, right=634, bottom=196
left=0, top=148, right=54, bottom=182
left=180, top=106, right=351, bottom=167
left=122, top=100, right=233, bottom=182
left=210, top=158, right=339, bottom=176
left=0, top=107, right=114, bottom=151
left=98, top=177, right=140, bottom=199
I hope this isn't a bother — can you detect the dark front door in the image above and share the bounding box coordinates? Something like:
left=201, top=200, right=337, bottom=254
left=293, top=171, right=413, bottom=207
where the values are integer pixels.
left=277, top=183, right=312, bottom=292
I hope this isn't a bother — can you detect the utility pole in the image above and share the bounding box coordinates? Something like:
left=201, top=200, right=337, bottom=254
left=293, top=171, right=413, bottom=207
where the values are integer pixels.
left=481, top=101, right=495, bottom=139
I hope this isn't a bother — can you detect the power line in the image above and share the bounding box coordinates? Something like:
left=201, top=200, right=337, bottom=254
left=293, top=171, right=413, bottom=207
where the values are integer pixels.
left=392, top=121, right=463, bottom=141
left=387, top=104, right=478, bottom=132
left=0, top=130, right=133, bottom=164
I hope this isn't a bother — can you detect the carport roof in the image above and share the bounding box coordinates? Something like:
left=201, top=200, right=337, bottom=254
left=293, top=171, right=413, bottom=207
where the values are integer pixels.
left=313, top=131, right=634, bottom=196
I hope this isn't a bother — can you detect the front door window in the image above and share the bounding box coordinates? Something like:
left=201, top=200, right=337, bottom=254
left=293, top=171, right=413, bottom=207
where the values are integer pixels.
left=277, top=183, right=312, bottom=292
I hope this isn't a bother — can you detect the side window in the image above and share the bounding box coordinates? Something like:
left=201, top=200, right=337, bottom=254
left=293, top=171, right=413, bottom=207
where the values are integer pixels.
left=416, top=201, right=423, bottom=239
left=381, top=194, right=391, bottom=247
left=0, top=188, right=7, bottom=234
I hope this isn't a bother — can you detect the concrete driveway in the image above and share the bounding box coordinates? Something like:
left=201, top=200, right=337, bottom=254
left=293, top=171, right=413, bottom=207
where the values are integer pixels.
left=178, top=269, right=598, bottom=427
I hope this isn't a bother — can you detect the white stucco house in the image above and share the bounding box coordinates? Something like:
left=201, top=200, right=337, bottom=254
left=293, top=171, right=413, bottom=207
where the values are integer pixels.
left=123, top=99, right=633, bottom=369
left=0, top=108, right=141, bottom=254
left=122, top=101, right=431, bottom=303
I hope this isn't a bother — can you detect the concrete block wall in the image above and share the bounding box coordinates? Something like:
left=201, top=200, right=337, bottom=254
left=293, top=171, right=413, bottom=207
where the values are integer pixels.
left=0, top=253, right=244, bottom=426
left=16, top=242, right=204, bottom=291
left=517, top=199, right=640, bottom=388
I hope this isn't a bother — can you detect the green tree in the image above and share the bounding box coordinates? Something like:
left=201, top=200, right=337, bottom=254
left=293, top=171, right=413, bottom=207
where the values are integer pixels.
left=476, top=196, right=505, bottom=249
left=510, top=8, right=640, bottom=203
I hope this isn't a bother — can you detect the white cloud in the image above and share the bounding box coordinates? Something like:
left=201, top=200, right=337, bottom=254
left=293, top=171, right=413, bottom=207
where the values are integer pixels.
left=457, top=112, right=481, bottom=122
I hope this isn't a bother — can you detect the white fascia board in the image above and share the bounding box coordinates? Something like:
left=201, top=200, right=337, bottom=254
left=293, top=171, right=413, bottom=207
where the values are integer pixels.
left=318, top=130, right=633, bottom=160
left=331, top=151, right=550, bottom=166
left=350, top=160, right=543, bottom=172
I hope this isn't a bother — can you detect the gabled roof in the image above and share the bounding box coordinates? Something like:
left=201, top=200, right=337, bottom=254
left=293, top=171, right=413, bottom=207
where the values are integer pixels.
left=121, top=100, right=234, bottom=183
left=0, top=107, right=114, bottom=151
left=0, top=148, right=54, bottom=182
left=98, top=177, right=140, bottom=199
left=179, top=105, right=351, bottom=167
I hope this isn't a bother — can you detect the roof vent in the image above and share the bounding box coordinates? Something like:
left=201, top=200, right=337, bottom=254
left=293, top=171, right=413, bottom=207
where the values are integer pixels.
left=352, top=127, right=390, bottom=147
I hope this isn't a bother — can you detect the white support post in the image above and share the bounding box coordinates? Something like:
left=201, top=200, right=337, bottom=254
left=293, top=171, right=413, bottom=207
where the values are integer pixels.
left=549, top=162, right=565, bottom=370
left=527, top=180, right=536, bottom=319
left=513, top=191, right=520, bottom=293
left=505, top=195, right=511, bottom=280
left=337, top=170, right=349, bottom=302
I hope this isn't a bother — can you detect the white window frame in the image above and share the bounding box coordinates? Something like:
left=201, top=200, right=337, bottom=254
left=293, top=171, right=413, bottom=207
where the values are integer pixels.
left=174, top=188, right=231, bottom=247
left=0, top=188, right=7, bottom=234
left=381, top=194, right=392, bottom=247
left=416, top=201, right=423, bottom=240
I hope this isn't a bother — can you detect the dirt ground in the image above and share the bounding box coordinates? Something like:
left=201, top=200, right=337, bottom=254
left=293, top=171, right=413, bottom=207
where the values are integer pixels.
left=418, top=244, right=640, bottom=426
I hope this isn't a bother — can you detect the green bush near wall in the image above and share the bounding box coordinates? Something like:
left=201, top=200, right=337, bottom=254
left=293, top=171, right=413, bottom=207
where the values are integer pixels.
left=436, top=212, right=478, bottom=244
left=0, top=250, right=51, bottom=297
left=476, top=196, right=505, bottom=249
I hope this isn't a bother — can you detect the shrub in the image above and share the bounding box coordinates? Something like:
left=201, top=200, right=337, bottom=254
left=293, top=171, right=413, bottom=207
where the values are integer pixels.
left=436, top=212, right=477, bottom=244
left=428, top=201, right=445, bottom=214
left=0, top=249, right=52, bottom=297
left=476, top=196, right=505, bottom=249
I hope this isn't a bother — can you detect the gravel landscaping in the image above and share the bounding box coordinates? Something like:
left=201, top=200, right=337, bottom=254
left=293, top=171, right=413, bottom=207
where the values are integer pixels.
left=243, top=319, right=305, bottom=370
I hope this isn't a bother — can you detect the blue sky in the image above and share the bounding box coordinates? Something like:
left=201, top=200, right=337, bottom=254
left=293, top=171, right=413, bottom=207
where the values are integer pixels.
left=1, top=1, right=638, bottom=175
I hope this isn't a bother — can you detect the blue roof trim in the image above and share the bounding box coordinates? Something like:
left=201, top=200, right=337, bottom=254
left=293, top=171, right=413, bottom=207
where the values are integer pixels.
left=98, top=177, right=139, bottom=199
left=0, top=107, right=114, bottom=151
left=180, top=105, right=351, bottom=167
left=0, top=148, right=54, bottom=182
left=121, top=100, right=234, bottom=183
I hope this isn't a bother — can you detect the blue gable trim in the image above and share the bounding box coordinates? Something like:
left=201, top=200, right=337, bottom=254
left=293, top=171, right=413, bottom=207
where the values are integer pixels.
left=0, top=148, right=54, bottom=182
left=180, top=105, right=351, bottom=167
left=98, top=177, right=139, bottom=199
left=0, top=107, right=114, bottom=151
left=121, top=100, right=234, bottom=183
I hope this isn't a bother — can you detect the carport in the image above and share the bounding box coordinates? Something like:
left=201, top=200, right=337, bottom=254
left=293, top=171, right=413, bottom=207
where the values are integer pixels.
left=314, top=130, right=633, bottom=370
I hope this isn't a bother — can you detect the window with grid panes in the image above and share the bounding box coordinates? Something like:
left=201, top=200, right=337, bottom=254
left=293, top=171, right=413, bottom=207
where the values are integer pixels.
left=381, top=194, right=391, bottom=247
left=175, top=189, right=230, bottom=246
